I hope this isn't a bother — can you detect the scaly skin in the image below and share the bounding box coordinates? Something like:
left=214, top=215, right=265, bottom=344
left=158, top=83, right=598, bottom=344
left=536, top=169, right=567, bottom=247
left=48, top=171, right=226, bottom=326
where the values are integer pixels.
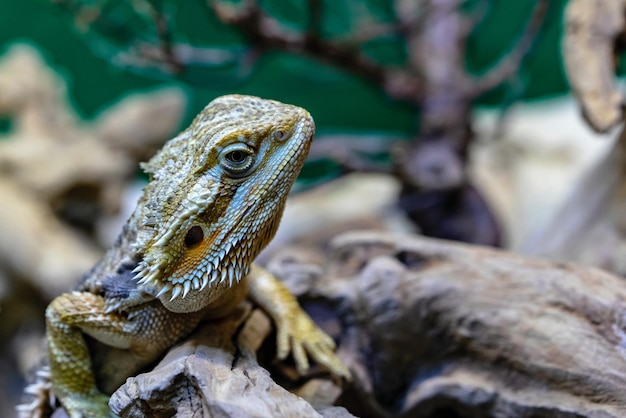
left=36, top=95, right=349, bottom=418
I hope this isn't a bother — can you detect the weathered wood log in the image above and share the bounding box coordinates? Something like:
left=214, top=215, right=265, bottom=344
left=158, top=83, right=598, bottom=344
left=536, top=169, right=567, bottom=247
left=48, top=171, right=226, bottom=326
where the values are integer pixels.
left=108, top=303, right=353, bottom=417
left=563, top=0, right=626, bottom=133
left=270, top=231, right=626, bottom=417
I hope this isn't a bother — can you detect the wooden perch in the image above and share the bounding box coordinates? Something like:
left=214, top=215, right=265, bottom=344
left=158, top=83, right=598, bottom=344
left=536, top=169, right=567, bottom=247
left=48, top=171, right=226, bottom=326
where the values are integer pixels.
left=563, top=0, right=626, bottom=133
left=273, top=231, right=626, bottom=417
left=108, top=304, right=352, bottom=417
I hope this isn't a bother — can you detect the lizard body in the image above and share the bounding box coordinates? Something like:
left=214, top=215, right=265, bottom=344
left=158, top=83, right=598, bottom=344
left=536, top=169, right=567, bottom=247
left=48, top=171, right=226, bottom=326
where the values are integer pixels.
left=22, top=95, right=349, bottom=418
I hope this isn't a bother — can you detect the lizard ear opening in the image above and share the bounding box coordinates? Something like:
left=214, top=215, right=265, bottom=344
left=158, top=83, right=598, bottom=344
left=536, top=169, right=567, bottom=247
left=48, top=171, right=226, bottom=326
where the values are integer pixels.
left=184, top=226, right=204, bottom=248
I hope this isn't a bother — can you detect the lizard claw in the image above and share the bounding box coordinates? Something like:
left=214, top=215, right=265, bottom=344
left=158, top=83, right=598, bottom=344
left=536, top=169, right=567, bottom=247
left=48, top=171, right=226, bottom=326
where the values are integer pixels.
left=275, top=313, right=351, bottom=380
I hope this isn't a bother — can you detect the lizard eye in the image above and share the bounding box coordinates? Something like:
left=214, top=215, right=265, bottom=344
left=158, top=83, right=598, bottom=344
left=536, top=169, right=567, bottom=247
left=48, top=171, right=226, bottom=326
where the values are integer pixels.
left=184, top=226, right=204, bottom=248
left=220, top=144, right=255, bottom=177
left=226, top=150, right=246, bottom=163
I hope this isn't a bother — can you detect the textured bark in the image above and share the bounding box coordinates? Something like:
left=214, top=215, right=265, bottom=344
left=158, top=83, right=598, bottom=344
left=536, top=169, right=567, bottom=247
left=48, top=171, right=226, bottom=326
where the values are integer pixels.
left=270, top=231, right=626, bottom=418
left=109, top=304, right=353, bottom=418
left=563, top=0, right=626, bottom=133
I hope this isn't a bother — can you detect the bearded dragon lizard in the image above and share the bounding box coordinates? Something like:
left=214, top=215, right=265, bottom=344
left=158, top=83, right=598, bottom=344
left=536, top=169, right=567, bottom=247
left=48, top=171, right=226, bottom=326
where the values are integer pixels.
left=20, top=95, right=350, bottom=418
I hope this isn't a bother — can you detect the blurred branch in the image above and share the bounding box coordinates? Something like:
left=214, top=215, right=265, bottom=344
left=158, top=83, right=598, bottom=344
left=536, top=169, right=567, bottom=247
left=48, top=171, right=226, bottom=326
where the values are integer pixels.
left=469, top=0, right=549, bottom=96
left=340, top=22, right=401, bottom=44
left=145, top=0, right=182, bottom=73
left=208, top=0, right=423, bottom=103
left=114, top=42, right=236, bottom=71
left=392, top=0, right=433, bottom=38
left=563, top=0, right=626, bottom=133
left=459, top=0, right=492, bottom=37
left=52, top=0, right=239, bottom=74
left=338, top=1, right=410, bottom=44
left=309, top=135, right=400, bottom=173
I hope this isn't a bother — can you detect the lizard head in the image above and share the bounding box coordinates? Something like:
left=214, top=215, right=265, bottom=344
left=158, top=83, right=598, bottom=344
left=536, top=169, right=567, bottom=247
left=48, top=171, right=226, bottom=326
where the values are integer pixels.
left=130, top=95, right=314, bottom=313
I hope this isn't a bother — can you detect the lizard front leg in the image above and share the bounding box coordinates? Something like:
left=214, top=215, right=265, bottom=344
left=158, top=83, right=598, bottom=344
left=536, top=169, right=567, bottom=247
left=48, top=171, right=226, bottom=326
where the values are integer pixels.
left=46, top=292, right=122, bottom=418
left=46, top=291, right=203, bottom=418
left=247, top=263, right=351, bottom=380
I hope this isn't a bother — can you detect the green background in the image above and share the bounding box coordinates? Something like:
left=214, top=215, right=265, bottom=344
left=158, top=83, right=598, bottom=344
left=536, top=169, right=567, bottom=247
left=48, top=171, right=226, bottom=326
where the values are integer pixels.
left=0, top=0, right=569, bottom=136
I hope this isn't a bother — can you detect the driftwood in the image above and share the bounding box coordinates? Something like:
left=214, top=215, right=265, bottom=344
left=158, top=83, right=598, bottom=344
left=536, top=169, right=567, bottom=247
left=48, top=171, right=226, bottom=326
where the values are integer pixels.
left=524, top=0, right=626, bottom=275
left=95, top=230, right=626, bottom=417
left=563, top=0, right=626, bottom=133
left=107, top=303, right=352, bottom=417
left=287, top=231, right=626, bottom=417
left=519, top=128, right=626, bottom=275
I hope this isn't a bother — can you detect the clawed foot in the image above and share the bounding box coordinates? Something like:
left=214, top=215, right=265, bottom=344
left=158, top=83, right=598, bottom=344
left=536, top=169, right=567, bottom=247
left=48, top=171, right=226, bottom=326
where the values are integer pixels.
left=274, top=311, right=351, bottom=380
left=246, top=264, right=351, bottom=381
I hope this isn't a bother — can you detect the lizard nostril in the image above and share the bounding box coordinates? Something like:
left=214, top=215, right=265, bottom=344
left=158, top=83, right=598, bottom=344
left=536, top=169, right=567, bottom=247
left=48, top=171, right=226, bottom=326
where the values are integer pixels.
left=184, top=226, right=204, bottom=248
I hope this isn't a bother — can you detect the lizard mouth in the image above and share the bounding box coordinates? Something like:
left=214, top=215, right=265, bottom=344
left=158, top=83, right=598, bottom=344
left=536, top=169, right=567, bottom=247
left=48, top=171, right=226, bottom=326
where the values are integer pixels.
left=155, top=262, right=249, bottom=303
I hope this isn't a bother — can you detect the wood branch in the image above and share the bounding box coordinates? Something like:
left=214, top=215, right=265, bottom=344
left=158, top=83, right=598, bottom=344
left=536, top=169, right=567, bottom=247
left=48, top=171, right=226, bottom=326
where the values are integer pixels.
left=114, top=42, right=238, bottom=73
left=268, top=231, right=626, bottom=417
left=208, top=0, right=422, bottom=103
left=563, top=0, right=626, bottom=133
left=109, top=303, right=353, bottom=417
left=470, top=0, right=549, bottom=96
left=518, top=125, right=626, bottom=275
left=392, top=0, right=433, bottom=35
left=406, top=0, right=470, bottom=141
left=308, top=134, right=400, bottom=174
left=145, top=0, right=183, bottom=73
